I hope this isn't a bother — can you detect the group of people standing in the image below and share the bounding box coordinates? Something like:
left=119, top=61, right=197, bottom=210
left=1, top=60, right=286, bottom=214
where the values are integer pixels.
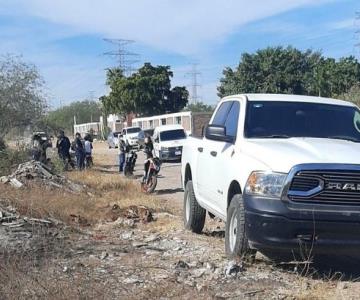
left=56, top=131, right=93, bottom=170
left=118, top=133, right=154, bottom=182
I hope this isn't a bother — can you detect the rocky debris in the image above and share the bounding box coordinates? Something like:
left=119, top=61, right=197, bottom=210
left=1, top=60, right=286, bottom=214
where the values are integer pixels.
left=224, top=260, right=245, bottom=276
left=0, top=205, right=18, bottom=223
left=175, top=260, right=190, bottom=269
left=122, top=205, right=153, bottom=223
left=106, top=204, right=154, bottom=224
left=70, top=214, right=90, bottom=226
left=0, top=160, right=84, bottom=193
left=100, top=251, right=108, bottom=260
left=0, top=203, right=64, bottom=253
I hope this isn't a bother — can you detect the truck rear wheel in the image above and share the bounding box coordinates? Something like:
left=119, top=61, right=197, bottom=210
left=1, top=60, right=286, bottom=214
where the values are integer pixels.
left=225, top=194, right=256, bottom=259
left=183, top=180, right=206, bottom=233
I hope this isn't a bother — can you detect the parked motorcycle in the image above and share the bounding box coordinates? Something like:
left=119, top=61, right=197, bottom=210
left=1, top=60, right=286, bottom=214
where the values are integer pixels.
left=124, top=150, right=138, bottom=177
left=141, top=157, right=161, bottom=193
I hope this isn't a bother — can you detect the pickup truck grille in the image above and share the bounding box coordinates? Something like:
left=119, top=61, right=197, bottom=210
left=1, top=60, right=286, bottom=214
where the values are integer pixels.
left=289, top=170, right=360, bottom=205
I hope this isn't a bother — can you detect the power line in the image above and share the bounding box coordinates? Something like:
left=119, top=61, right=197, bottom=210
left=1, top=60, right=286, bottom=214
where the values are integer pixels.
left=355, top=11, right=360, bottom=57
left=103, top=38, right=140, bottom=76
left=186, top=63, right=201, bottom=104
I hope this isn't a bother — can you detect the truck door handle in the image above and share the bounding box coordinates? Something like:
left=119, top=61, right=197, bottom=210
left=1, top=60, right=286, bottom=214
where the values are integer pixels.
left=197, top=147, right=203, bottom=153
left=210, top=151, right=217, bottom=157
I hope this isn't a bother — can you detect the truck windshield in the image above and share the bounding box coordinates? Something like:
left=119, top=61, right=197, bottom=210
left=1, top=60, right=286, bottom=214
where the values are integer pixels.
left=127, top=127, right=141, bottom=134
left=244, top=101, right=360, bottom=142
left=160, top=129, right=186, bottom=141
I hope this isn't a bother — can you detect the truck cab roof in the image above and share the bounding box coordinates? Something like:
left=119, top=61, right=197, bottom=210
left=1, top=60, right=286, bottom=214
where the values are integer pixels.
left=154, top=124, right=185, bottom=132
left=222, top=93, right=356, bottom=107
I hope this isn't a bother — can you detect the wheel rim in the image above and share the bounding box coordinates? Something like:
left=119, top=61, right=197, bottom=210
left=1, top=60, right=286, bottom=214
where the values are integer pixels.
left=229, top=212, right=238, bottom=252
left=185, top=192, right=190, bottom=221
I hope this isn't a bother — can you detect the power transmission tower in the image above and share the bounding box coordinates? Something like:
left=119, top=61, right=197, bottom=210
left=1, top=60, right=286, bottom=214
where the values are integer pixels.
left=186, top=63, right=201, bottom=104
left=103, top=38, right=140, bottom=76
left=355, top=11, right=360, bottom=57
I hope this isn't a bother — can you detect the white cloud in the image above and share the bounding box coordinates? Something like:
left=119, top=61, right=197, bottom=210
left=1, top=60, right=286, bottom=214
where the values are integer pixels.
left=328, top=18, right=355, bottom=30
left=8, top=0, right=332, bottom=55
left=0, top=0, right=339, bottom=106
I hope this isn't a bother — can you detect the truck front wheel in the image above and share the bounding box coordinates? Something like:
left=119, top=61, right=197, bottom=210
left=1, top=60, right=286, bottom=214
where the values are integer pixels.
left=225, top=194, right=256, bottom=259
left=183, top=180, right=206, bottom=233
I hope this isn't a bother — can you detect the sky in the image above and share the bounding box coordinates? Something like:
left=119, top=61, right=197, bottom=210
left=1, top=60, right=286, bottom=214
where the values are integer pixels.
left=0, top=0, right=359, bottom=108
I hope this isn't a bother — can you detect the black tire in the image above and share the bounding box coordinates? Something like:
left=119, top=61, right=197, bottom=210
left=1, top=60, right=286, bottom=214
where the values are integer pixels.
left=141, top=175, right=157, bottom=193
left=124, top=166, right=132, bottom=177
left=225, top=194, right=256, bottom=259
left=183, top=180, right=206, bottom=234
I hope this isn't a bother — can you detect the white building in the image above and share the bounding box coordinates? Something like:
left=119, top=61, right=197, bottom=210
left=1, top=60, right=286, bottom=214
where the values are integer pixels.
left=132, top=111, right=212, bottom=137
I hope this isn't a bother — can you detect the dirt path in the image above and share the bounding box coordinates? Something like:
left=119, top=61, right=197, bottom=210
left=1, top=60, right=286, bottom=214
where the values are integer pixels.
left=94, top=143, right=184, bottom=209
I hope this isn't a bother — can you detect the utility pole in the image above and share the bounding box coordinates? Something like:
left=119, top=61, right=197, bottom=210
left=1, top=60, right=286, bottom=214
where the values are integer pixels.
left=186, top=63, right=201, bottom=104
left=103, top=38, right=140, bottom=76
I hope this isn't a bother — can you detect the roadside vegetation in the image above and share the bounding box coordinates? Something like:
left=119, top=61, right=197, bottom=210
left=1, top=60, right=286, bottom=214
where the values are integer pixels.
left=218, top=46, right=360, bottom=100
left=0, top=143, right=30, bottom=177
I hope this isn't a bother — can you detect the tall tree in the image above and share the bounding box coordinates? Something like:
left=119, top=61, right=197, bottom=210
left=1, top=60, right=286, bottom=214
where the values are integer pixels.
left=218, top=46, right=360, bottom=98
left=0, top=54, right=46, bottom=140
left=101, top=63, right=189, bottom=117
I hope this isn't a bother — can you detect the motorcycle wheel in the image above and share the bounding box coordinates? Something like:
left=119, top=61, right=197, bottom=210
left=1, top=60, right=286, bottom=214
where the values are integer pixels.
left=124, top=166, right=132, bottom=177
left=141, top=175, right=157, bottom=194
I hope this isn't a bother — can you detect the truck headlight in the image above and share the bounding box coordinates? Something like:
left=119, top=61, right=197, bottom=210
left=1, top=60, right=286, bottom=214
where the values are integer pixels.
left=245, top=171, right=287, bottom=198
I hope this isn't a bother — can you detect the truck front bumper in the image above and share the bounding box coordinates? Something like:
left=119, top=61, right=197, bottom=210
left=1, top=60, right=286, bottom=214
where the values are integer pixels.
left=244, top=194, right=360, bottom=254
left=159, top=150, right=182, bottom=161
left=127, top=139, right=139, bottom=148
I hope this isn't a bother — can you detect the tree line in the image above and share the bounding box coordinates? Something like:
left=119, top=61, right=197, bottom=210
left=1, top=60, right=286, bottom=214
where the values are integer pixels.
left=218, top=46, right=360, bottom=99
left=2, top=46, right=360, bottom=144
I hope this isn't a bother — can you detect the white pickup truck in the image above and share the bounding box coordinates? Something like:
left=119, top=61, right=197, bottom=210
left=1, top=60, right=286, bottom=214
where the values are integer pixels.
left=181, top=93, right=360, bottom=258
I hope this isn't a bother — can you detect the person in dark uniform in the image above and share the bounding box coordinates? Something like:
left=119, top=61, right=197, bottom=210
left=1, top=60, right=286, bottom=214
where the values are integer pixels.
left=74, top=132, right=85, bottom=170
left=56, top=130, right=74, bottom=170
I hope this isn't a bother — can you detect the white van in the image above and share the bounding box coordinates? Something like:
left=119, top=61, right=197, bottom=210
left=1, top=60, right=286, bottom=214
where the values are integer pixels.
left=153, top=124, right=186, bottom=161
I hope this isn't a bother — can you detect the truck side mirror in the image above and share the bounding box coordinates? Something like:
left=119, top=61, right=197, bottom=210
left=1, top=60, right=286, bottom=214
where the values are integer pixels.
left=205, top=125, right=234, bottom=143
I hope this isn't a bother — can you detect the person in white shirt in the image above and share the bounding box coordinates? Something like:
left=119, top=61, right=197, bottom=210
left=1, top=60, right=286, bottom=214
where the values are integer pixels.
left=84, top=134, right=93, bottom=167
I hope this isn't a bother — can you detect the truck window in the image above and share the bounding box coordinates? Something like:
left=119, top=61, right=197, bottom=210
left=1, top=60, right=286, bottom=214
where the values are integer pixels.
left=245, top=101, right=360, bottom=142
left=211, top=101, right=233, bottom=126
left=224, top=101, right=240, bottom=138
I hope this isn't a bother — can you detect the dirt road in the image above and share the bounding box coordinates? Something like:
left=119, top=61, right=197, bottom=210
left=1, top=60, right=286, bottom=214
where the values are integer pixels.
left=97, top=144, right=184, bottom=207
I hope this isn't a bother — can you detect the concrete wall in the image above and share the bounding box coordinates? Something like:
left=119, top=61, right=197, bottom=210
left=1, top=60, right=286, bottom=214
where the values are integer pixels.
left=166, top=117, right=173, bottom=125
left=191, top=113, right=212, bottom=138
left=74, top=122, right=101, bottom=137
left=131, top=111, right=211, bottom=136
left=182, top=116, right=191, bottom=132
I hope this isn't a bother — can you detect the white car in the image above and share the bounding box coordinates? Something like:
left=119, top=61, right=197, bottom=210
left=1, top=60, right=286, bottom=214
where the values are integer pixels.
left=121, top=127, right=142, bottom=149
left=107, top=131, right=121, bottom=148
left=181, top=93, right=360, bottom=258
left=153, top=124, right=186, bottom=161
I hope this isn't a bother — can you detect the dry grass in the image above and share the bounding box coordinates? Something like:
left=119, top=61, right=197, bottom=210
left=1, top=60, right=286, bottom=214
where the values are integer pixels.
left=0, top=255, right=118, bottom=300
left=0, top=167, right=175, bottom=227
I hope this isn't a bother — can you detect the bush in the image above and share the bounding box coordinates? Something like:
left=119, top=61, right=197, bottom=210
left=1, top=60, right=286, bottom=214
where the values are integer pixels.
left=0, top=138, right=5, bottom=151
left=0, top=146, right=30, bottom=177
